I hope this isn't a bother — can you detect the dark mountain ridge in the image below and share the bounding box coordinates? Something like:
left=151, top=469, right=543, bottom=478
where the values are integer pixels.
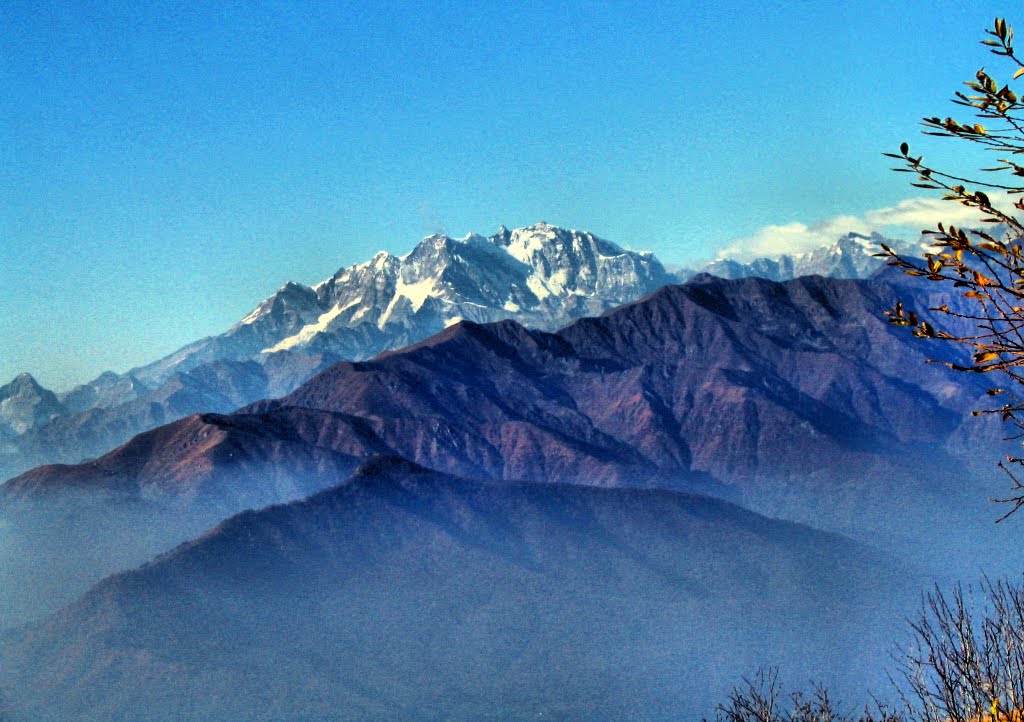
left=5, top=274, right=1003, bottom=514
left=0, top=225, right=919, bottom=483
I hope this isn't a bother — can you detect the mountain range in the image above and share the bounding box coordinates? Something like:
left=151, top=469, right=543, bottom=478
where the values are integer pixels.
left=681, top=230, right=921, bottom=282
left=0, top=234, right=1014, bottom=718
left=0, top=224, right=918, bottom=483
left=3, top=270, right=1016, bottom=631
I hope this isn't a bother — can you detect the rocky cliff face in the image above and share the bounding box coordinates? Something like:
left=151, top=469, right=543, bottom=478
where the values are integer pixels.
left=200, top=222, right=672, bottom=368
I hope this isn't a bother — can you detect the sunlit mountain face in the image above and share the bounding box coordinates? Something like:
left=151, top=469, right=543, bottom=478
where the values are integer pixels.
left=0, top=223, right=673, bottom=482
left=8, top=1, right=1020, bottom=718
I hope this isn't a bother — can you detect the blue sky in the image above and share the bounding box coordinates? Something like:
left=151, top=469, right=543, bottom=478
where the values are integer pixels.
left=0, top=0, right=1016, bottom=389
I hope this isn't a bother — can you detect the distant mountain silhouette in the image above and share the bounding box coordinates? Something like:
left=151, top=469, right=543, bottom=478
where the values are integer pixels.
left=0, top=373, right=64, bottom=438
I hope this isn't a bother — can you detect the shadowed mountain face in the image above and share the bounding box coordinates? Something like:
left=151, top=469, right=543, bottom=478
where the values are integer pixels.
left=0, top=409, right=364, bottom=628
left=12, top=274, right=987, bottom=506
left=271, top=273, right=981, bottom=482
left=251, top=273, right=1008, bottom=549
left=0, top=458, right=914, bottom=722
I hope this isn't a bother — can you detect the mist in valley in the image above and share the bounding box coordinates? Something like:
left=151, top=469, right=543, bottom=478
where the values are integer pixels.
left=0, top=460, right=929, bottom=720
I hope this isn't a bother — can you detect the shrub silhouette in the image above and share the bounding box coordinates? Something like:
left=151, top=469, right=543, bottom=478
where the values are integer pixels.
left=711, top=579, right=1024, bottom=720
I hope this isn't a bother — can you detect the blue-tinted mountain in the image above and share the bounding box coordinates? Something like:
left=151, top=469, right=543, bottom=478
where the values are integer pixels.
left=0, top=374, right=65, bottom=439
left=0, top=458, right=914, bottom=721
left=1, top=224, right=928, bottom=487
left=12, top=273, right=984, bottom=508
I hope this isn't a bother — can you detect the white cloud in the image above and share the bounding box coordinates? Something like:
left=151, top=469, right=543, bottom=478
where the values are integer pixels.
left=718, top=196, right=999, bottom=261
left=863, top=196, right=992, bottom=228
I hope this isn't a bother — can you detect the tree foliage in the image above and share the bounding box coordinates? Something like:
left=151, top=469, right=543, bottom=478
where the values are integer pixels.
left=881, top=17, right=1024, bottom=520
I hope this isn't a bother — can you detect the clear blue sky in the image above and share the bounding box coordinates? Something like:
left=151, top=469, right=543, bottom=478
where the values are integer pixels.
left=0, top=0, right=1015, bottom=389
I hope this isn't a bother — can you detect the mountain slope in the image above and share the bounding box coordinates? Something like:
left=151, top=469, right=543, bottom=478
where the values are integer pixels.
left=1, top=223, right=920, bottom=484
left=16, top=273, right=972, bottom=502
left=131, top=222, right=673, bottom=386
left=4, top=354, right=345, bottom=478
left=5, top=271, right=1021, bottom=645
left=0, top=407, right=366, bottom=629
left=0, top=458, right=914, bottom=721
left=265, top=274, right=984, bottom=491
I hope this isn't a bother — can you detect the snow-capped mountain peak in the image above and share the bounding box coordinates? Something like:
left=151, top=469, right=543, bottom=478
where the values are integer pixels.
left=237, top=281, right=319, bottom=328
left=504, top=222, right=560, bottom=263
left=0, top=220, right=933, bottom=482
left=248, top=223, right=670, bottom=359
left=686, top=230, right=918, bottom=283
left=0, top=373, right=64, bottom=438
